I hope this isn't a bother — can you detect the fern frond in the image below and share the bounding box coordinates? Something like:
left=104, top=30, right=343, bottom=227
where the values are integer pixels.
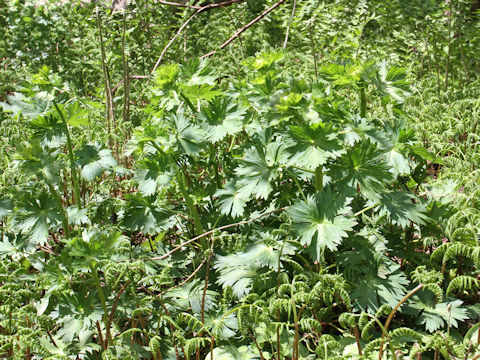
left=375, top=304, right=392, bottom=317
left=361, top=318, right=377, bottom=341
left=446, top=275, right=479, bottom=296
left=184, top=337, right=211, bottom=356
left=444, top=243, right=472, bottom=263
left=339, top=312, right=357, bottom=328
left=423, top=283, right=443, bottom=303
left=363, top=338, right=383, bottom=354
left=431, top=243, right=450, bottom=264
left=390, top=327, right=422, bottom=342
left=299, top=317, right=322, bottom=332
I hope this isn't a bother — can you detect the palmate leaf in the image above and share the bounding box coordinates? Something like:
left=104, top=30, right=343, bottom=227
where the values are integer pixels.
left=200, top=96, right=246, bottom=143
left=53, top=101, right=89, bottom=127
left=383, top=120, right=417, bottom=176
left=203, top=310, right=238, bottom=340
left=120, top=195, right=171, bottom=235
left=286, top=189, right=356, bottom=259
left=286, top=124, right=343, bottom=170
left=215, top=180, right=249, bottom=218
left=235, top=140, right=288, bottom=200
left=0, top=198, right=13, bottom=218
left=164, top=280, right=218, bottom=314
left=134, top=157, right=174, bottom=196
left=30, top=114, right=67, bottom=149
left=169, top=109, right=206, bottom=155
left=377, top=192, right=429, bottom=228
left=214, top=241, right=289, bottom=298
left=319, top=63, right=363, bottom=88
left=66, top=207, right=90, bottom=226
left=75, top=144, right=117, bottom=181
left=332, top=140, right=392, bottom=200
left=15, top=140, right=63, bottom=184
left=66, top=228, right=125, bottom=268
left=404, top=291, right=470, bottom=332
left=14, top=191, right=64, bottom=246
left=205, top=346, right=260, bottom=360
left=340, top=249, right=409, bottom=313
left=0, top=91, right=53, bottom=120
left=374, top=61, right=411, bottom=104
left=50, top=291, right=103, bottom=343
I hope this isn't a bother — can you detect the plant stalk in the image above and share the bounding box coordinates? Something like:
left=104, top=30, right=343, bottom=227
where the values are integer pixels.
left=378, top=284, right=424, bottom=360
left=360, top=87, right=367, bottom=118
left=176, top=169, right=205, bottom=237
left=314, top=165, right=323, bottom=192
left=53, top=102, right=82, bottom=210
left=91, top=264, right=112, bottom=348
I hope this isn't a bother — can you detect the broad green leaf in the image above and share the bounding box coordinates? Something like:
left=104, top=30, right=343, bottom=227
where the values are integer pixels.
left=332, top=140, right=392, bottom=200
left=134, top=157, right=174, bottom=196
left=378, top=192, right=429, bottom=228
left=120, top=195, right=172, bottom=234
left=215, top=242, right=285, bottom=298
left=215, top=180, right=248, bottom=218
left=67, top=228, right=125, bottom=267
left=375, top=61, right=411, bottom=103
left=287, top=189, right=356, bottom=259
left=340, top=249, right=409, bottom=313
left=14, top=192, right=64, bottom=246
left=205, top=346, right=259, bottom=360
left=405, top=291, right=470, bottom=332
left=164, top=280, right=218, bottom=314
left=170, top=110, right=206, bottom=155
left=76, top=145, right=117, bottom=181
left=200, top=96, right=246, bottom=143
left=287, top=124, right=343, bottom=170
left=154, top=64, right=179, bottom=88
left=235, top=141, right=288, bottom=200
left=15, top=140, right=63, bottom=184
left=66, top=207, right=90, bottom=226
left=0, top=198, right=13, bottom=218
left=0, top=91, right=53, bottom=120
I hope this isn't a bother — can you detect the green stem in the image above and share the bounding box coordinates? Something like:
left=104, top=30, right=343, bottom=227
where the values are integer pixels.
left=176, top=169, right=205, bottom=238
left=359, top=87, right=367, bottom=118
left=284, top=168, right=307, bottom=202
left=91, top=264, right=112, bottom=348
left=47, top=183, right=70, bottom=238
left=354, top=203, right=379, bottom=217
left=291, top=281, right=299, bottom=360
left=314, top=165, right=323, bottom=192
left=53, top=102, right=82, bottom=210
left=209, top=144, right=222, bottom=189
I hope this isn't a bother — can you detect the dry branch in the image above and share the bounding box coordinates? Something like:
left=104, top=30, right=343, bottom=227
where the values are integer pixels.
left=152, top=0, right=246, bottom=73
left=201, top=0, right=287, bottom=58
left=149, top=206, right=288, bottom=261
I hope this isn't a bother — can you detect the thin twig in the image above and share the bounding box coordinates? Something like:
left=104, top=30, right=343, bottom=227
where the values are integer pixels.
left=106, top=281, right=130, bottom=347
left=112, top=75, right=149, bottom=96
left=201, top=0, right=287, bottom=58
left=248, top=329, right=266, bottom=360
left=378, top=284, right=424, bottom=360
left=158, top=0, right=201, bottom=9
left=283, top=0, right=297, bottom=48
left=201, top=253, right=212, bottom=324
left=96, top=7, right=115, bottom=151
left=160, top=258, right=207, bottom=295
left=96, top=320, right=105, bottom=350
left=152, top=0, right=246, bottom=73
left=149, top=207, right=288, bottom=261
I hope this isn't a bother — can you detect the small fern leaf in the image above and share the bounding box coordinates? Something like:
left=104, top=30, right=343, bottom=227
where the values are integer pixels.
left=446, top=275, right=479, bottom=296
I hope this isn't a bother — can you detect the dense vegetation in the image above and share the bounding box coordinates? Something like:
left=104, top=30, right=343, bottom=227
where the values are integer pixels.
left=1, top=0, right=480, bottom=359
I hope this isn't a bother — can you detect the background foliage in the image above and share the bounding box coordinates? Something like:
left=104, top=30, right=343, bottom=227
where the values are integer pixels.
left=1, top=0, right=480, bottom=359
